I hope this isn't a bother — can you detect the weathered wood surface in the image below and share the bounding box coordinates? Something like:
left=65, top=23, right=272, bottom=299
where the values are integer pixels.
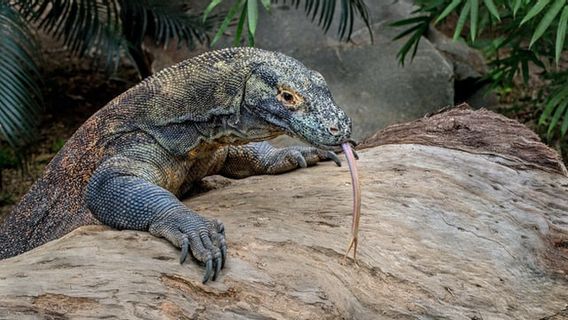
left=1, top=107, right=567, bottom=319
left=361, top=104, right=567, bottom=175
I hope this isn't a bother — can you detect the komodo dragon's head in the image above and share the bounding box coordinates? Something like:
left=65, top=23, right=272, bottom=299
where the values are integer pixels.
left=243, top=51, right=353, bottom=150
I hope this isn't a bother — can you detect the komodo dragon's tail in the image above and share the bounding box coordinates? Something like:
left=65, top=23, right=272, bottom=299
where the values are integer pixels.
left=0, top=117, right=106, bottom=260
left=0, top=174, right=98, bottom=259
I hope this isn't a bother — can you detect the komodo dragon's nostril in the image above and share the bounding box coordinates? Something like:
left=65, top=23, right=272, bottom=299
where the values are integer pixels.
left=329, top=126, right=340, bottom=135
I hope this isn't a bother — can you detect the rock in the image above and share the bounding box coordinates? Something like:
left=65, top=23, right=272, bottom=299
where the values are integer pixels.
left=1, top=106, right=567, bottom=319
left=427, top=28, right=488, bottom=81
left=426, top=28, right=499, bottom=108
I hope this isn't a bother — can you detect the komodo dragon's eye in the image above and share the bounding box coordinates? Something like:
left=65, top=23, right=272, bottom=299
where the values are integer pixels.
left=277, top=86, right=304, bottom=110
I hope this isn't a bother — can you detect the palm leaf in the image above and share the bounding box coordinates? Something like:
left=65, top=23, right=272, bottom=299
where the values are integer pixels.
left=454, top=1, right=471, bottom=40
left=16, top=0, right=124, bottom=69
left=547, top=97, right=568, bottom=138
left=17, top=0, right=214, bottom=73
left=292, top=0, right=372, bottom=40
left=435, top=0, right=463, bottom=24
left=520, top=0, right=551, bottom=25
left=470, top=0, right=479, bottom=41
left=555, top=6, right=568, bottom=63
left=211, top=0, right=244, bottom=46
left=120, top=0, right=214, bottom=49
left=0, top=2, right=42, bottom=150
left=529, top=0, right=565, bottom=47
left=483, top=0, right=500, bottom=20
left=390, top=14, right=431, bottom=65
left=207, top=0, right=373, bottom=46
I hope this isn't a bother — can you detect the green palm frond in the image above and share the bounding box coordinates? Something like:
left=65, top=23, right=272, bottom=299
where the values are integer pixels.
left=205, top=0, right=373, bottom=46
left=119, top=0, right=216, bottom=49
left=119, top=0, right=218, bottom=76
left=0, top=1, right=42, bottom=151
left=16, top=0, right=124, bottom=68
left=16, top=0, right=214, bottom=72
left=0, top=0, right=215, bottom=152
left=288, top=0, right=372, bottom=40
left=392, top=0, right=504, bottom=65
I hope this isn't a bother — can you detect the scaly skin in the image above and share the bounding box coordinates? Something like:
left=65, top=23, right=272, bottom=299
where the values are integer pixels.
left=0, top=48, right=352, bottom=282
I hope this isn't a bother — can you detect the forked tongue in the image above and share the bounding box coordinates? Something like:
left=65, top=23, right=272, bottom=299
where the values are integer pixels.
left=341, top=142, right=361, bottom=263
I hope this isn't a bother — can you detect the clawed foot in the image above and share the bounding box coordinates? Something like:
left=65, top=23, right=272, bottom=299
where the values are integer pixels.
left=266, top=145, right=342, bottom=174
left=149, top=213, right=227, bottom=283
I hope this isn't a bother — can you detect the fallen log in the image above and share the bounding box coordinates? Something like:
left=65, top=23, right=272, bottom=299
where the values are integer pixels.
left=1, top=105, right=567, bottom=319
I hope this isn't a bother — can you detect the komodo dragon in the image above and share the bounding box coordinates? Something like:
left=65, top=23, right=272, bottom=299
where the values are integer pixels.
left=0, top=48, right=353, bottom=283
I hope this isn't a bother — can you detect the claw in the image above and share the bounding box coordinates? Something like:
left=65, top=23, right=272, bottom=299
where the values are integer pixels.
left=352, top=150, right=359, bottom=160
left=221, top=245, right=227, bottom=268
left=203, top=259, right=213, bottom=284
left=213, top=255, right=222, bottom=281
left=295, top=153, right=308, bottom=168
left=327, top=151, right=342, bottom=167
left=217, top=221, right=225, bottom=235
left=180, top=237, right=189, bottom=264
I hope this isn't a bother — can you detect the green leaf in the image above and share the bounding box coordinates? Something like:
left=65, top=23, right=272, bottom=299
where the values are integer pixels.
left=521, top=58, right=529, bottom=84
left=483, top=0, right=501, bottom=20
left=548, top=97, right=568, bottom=138
left=435, top=0, right=462, bottom=24
left=0, top=1, right=42, bottom=150
left=529, top=0, right=565, bottom=47
left=556, top=6, right=568, bottom=63
left=390, top=16, right=430, bottom=27
left=234, top=4, right=247, bottom=46
left=203, top=0, right=223, bottom=22
left=513, top=0, right=522, bottom=16
left=274, top=0, right=372, bottom=42
left=396, top=22, right=428, bottom=65
left=540, top=87, right=568, bottom=124
left=392, top=22, right=426, bottom=41
left=560, top=102, right=568, bottom=136
left=247, top=0, right=259, bottom=36
left=521, top=0, right=551, bottom=25
left=260, top=0, right=271, bottom=11
left=211, top=0, right=243, bottom=46
left=248, top=27, right=255, bottom=46
left=470, top=0, right=479, bottom=41
left=454, top=1, right=471, bottom=40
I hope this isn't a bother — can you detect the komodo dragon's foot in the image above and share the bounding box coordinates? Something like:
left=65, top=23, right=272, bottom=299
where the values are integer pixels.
left=263, top=144, right=342, bottom=174
left=149, top=212, right=227, bottom=283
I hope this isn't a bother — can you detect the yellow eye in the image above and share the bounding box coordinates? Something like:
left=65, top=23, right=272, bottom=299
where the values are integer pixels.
left=277, top=87, right=303, bottom=109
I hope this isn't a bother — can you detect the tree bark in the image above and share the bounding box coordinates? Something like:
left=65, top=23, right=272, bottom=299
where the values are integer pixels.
left=1, top=105, right=567, bottom=319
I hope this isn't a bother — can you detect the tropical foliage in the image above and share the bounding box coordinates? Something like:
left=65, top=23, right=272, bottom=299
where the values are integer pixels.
left=392, top=0, right=568, bottom=140
left=203, top=0, right=372, bottom=46
left=1, top=0, right=214, bottom=155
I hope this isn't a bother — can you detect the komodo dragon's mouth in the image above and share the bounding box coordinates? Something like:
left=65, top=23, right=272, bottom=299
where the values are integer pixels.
left=308, top=138, right=359, bottom=153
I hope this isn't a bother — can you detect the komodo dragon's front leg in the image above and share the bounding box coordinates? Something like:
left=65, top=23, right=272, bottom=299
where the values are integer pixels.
left=219, top=142, right=341, bottom=178
left=85, top=140, right=339, bottom=283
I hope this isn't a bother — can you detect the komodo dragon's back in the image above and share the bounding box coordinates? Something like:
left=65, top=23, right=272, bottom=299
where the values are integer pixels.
left=0, top=110, right=111, bottom=258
